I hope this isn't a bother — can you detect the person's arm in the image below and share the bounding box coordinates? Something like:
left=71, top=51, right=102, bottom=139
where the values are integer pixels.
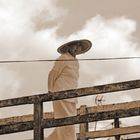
left=48, top=55, right=66, bottom=92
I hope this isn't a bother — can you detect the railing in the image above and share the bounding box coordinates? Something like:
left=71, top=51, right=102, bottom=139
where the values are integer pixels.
left=0, top=79, right=140, bottom=140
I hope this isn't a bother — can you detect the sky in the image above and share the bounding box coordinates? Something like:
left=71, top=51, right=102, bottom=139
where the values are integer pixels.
left=0, top=0, right=140, bottom=139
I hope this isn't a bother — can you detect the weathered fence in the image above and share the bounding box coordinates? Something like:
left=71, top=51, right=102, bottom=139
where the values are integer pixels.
left=0, top=79, right=140, bottom=140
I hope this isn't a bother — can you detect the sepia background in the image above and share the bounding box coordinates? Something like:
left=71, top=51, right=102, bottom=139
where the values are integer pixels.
left=0, top=0, right=140, bottom=139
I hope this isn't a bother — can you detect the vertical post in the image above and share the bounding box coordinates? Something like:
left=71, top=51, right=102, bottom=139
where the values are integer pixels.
left=34, top=100, right=44, bottom=140
left=114, top=118, right=120, bottom=140
left=78, top=105, right=88, bottom=140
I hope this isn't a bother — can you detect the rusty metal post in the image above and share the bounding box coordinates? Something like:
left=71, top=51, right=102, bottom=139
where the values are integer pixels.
left=34, top=100, right=44, bottom=140
left=78, top=105, right=88, bottom=140
left=114, top=118, right=120, bottom=140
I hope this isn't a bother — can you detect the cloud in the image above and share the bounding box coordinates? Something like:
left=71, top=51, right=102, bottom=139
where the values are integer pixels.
left=0, top=2, right=140, bottom=110
left=0, top=1, right=139, bottom=99
left=67, top=15, right=140, bottom=86
left=0, top=66, right=21, bottom=99
left=0, top=0, right=66, bottom=95
left=0, top=0, right=66, bottom=60
left=75, top=15, right=140, bottom=108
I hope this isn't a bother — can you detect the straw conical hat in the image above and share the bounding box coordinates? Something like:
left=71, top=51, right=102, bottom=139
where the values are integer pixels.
left=57, top=39, right=92, bottom=55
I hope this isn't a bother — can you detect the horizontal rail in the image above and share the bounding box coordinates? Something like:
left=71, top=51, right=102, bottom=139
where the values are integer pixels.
left=42, top=108, right=140, bottom=129
left=77, top=125, right=140, bottom=139
left=0, top=121, right=33, bottom=134
left=0, top=79, right=140, bottom=108
left=0, top=100, right=140, bottom=135
left=0, top=113, right=54, bottom=126
left=0, top=100, right=139, bottom=126
left=123, top=138, right=140, bottom=140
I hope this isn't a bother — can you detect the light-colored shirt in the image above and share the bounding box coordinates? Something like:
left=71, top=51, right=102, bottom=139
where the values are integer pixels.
left=48, top=52, right=79, bottom=103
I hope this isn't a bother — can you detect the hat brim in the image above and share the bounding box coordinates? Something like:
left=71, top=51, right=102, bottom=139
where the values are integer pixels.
left=57, top=39, right=92, bottom=55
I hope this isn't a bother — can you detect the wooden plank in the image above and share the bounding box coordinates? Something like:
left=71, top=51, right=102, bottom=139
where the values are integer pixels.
left=86, top=100, right=140, bottom=114
left=0, top=112, right=54, bottom=125
left=123, top=138, right=140, bottom=140
left=78, top=105, right=88, bottom=140
left=0, top=121, right=33, bottom=134
left=114, top=118, right=120, bottom=140
left=0, top=106, right=139, bottom=135
left=0, top=100, right=139, bottom=126
left=42, top=107, right=140, bottom=129
left=34, top=102, right=44, bottom=140
left=77, top=125, right=140, bottom=139
left=0, top=79, right=140, bottom=108
left=0, top=101, right=140, bottom=134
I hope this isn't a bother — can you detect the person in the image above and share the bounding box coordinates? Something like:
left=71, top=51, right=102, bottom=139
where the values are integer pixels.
left=47, top=39, right=92, bottom=140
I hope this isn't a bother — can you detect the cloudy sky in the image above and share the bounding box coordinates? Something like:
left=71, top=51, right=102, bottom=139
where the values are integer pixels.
left=0, top=0, right=140, bottom=139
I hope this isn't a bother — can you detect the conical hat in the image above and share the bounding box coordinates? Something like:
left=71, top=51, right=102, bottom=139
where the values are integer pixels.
left=57, top=39, right=92, bottom=55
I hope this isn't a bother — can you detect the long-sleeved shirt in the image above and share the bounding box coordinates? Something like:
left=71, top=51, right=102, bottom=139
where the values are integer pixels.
left=48, top=52, right=79, bottom=103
